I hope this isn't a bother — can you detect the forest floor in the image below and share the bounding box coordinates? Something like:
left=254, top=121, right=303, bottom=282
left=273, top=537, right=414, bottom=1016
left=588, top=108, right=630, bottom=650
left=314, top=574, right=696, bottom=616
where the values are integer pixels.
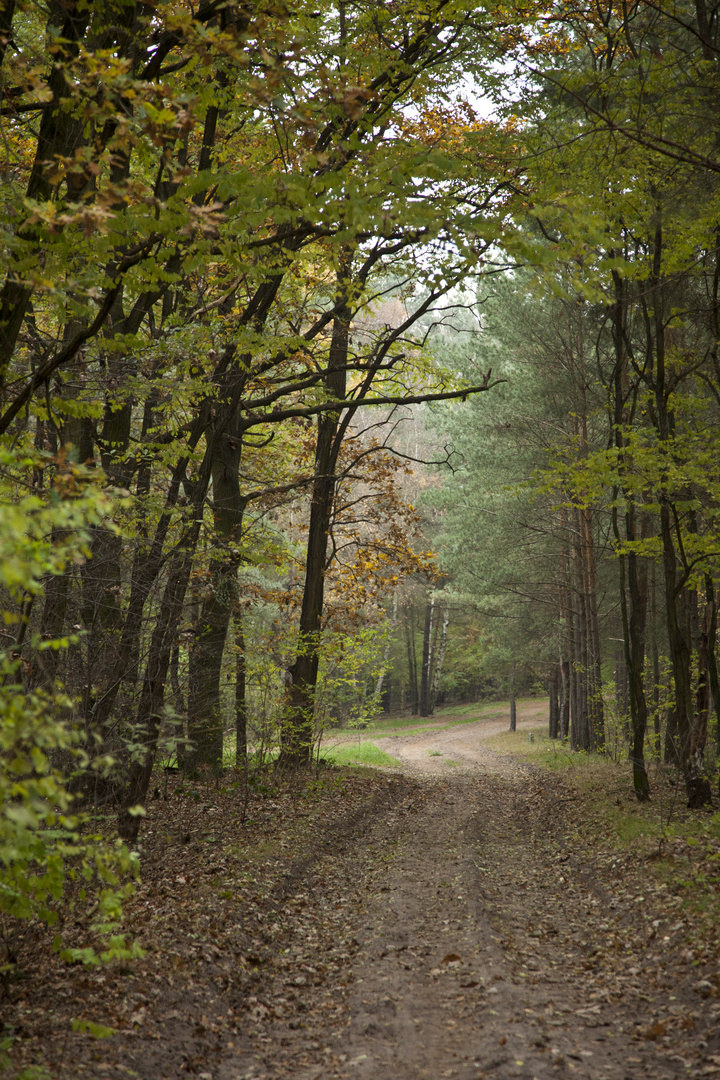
left=5, top=701, right=720, bottom=1080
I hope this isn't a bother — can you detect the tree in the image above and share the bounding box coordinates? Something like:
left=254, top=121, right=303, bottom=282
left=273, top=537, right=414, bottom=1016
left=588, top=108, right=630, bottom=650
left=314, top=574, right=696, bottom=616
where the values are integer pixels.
left=479, top=0, right=720, bottom=802
left=0, top=0, right=523, bottom=830
left=426, top=277, right=612, bottom=748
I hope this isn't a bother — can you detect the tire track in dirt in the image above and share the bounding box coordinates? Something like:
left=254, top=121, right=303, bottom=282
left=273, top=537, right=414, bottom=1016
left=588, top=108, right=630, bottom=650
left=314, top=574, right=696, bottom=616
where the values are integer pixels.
left=233, top=706, right=717, bottom=1080
left=15, top=707, right=717, bottom=1079
left=334, top=774, right=677, bottom=1080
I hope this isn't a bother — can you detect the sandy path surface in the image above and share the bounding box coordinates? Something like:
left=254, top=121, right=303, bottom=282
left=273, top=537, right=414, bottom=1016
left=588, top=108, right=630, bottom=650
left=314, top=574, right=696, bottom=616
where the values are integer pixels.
left=224, top=707, right=716, bottom=1080
left=371, top=701, right=548, bottom=775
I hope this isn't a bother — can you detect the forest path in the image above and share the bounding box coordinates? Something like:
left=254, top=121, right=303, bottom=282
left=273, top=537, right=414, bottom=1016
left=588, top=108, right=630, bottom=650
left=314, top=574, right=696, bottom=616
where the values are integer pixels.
left=15, top=710, right=718, bottom=1079
left=370, top=699, right=547, bottom=772
left=224, top=710, right=715, bottom=1080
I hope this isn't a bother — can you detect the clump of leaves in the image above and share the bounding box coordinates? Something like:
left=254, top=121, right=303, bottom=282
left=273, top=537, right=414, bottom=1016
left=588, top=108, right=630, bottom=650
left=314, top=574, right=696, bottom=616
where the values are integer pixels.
left=0, top=450, right=140, bottom=982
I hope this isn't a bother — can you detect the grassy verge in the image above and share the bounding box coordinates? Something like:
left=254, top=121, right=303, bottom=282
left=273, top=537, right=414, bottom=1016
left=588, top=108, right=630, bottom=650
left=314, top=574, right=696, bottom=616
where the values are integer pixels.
left=484, top=726, right=583, bottom=770
left=485, top=724, right=720, bottom=945
left=486, top=723, right=719, bottom=847
left=361, top=697, right=547, bottom=739
left=319, top=742, right=402, bottom=769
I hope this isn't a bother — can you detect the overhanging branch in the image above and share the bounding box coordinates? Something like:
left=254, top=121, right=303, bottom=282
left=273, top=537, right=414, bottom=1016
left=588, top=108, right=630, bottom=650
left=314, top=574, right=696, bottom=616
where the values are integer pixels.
left=240, top=372, right=500, bottom=432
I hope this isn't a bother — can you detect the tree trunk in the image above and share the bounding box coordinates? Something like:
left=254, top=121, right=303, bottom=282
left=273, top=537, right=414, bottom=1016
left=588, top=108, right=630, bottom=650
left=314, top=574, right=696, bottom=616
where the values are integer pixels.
left=581, top=505, right=605, bottom=751
left=614, top=648, right=628, bottom=740
left=187, top=563, right=235, bottom=774
left=187, top=424, right=244, bottom=774
left=617, top=502, right=650, bottom=801
left=117, top=516, right=203, bottom=840
left=279, top=255, right=351, bottom=766
left=509, top=659, right=516, bottom=732
left=610, top=268, right=647, bottom=795
left=560, top=658, right=570, bottom=739
left=81, top=340, right=138, bottom=727
left=419, top=596, right=435, bottom=717
left=0, top=0, right=16, bottom=70
left=704, top=575, right=720, bottom=756
left=115, top=420, right=230, bottom=833
left=689, top=599, right=713, bottom=807
left=31, top=535, right=71, bottom=690
left=375, top=592, right=398, bottom=702
left=570, top=520, right=587, bottom=750
left=169, top=643, right=185, bottom=719
left=627, top=540, right=650, bottom=801
left=430, top=605, right=449, bottom=712
left=660, top=502, right=710, bottom=804
left=404, top=601, right=419, bottom=715
left=650, top=219, right=711, bottom=807
left=664, top=705, right=680, bottom=765
left=88, top=456, right=188, bottom=739
left=650, top=563, right=662, bottom=756
left=549, top=664, right=559, bottom=739
left=235, top=611, right=247, bottom=764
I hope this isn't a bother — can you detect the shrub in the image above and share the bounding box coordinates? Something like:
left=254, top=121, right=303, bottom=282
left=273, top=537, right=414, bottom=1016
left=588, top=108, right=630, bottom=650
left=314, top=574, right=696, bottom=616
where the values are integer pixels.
left=0, top=450, right=139, bottom=977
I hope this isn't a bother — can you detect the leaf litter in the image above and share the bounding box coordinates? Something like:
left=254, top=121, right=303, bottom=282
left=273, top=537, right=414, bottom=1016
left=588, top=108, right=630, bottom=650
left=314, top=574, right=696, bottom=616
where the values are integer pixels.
left=4, top=717, right=720, bottom=1080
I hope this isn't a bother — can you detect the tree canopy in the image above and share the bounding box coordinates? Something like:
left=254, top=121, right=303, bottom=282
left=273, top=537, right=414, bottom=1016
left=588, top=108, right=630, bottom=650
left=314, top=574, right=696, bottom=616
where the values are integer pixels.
left=2, top=0, right=720, bottom=999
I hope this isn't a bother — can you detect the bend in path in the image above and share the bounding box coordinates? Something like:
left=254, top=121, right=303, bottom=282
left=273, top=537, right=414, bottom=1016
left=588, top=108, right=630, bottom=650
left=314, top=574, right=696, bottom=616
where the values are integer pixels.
left=371, top=700, right=547, bottom=776
left=225, top=706, right=715, bottom=1080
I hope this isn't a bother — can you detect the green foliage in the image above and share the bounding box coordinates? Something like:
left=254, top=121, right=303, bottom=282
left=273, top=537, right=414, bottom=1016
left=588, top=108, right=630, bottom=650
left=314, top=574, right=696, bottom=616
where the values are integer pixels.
left=0, top=1037, right=50, bottom=1080
left=71, top=1019, right=117, bottom=1039
left=316, top=625, right=390, bottom=732
left=426, top=278, right=595, bottom=677
left=0, top=451, right=115, bottom=592
left=0, top=450, right=138, bottom=972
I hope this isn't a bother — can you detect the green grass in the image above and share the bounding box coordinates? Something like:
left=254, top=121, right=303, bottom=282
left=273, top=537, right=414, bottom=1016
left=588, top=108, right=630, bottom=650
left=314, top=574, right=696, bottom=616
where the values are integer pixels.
left=320, top=742, right=402, bottom=768
left=484, top=726, right=584, bottom=770
left=216, top=734, right=400, bottom=770
left=364, top=700, right=539, bottom=739
left=611, top=811, right=658, bottom=843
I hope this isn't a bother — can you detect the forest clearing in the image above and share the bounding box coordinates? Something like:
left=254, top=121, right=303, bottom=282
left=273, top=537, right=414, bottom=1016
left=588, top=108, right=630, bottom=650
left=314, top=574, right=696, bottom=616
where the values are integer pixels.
left=3, top=1, right=720, bottom=1077
left=5, top=702, right=720, bottom=1079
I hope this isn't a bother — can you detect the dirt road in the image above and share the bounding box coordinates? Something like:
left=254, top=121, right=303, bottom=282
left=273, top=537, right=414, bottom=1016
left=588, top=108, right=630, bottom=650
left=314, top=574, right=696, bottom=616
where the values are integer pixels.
left=371, top=699, right=547, bottom=772
left=228, top=706, right=717, bottom=1080
left=16, top=706, right=719, bottom=1079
